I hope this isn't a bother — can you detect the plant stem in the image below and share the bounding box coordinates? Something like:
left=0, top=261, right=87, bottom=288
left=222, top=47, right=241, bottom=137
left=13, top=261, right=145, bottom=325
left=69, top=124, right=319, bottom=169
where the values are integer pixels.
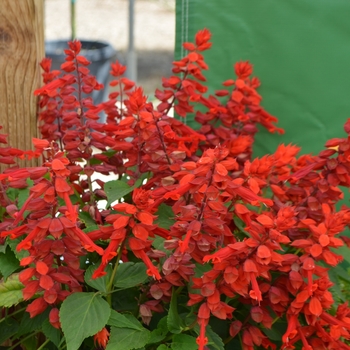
left=37, top=338, right=50, bottom=350
left=106, top=241, right=125, bottom=305
left=9, top=330, right=40, bottom=350
left=70, top=0, right=76, bottom=41
left=154, top=114, right=171, bottom=165
left=0, top=307, right=26, bottom=324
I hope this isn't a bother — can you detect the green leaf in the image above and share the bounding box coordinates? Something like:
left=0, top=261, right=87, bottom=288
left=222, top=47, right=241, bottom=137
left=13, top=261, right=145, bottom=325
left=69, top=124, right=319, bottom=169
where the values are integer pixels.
left=157, top=345, right=170, bottom=350
left=0, top=246, right=20, bottom=279
left=105, top=176, right=146, bottom=207
left=42, top=319, right=62, bottom=347
left=60, top=292, right=111, bottom=350
left=194, top=262, right=212, bottom=278
left=194, top=324, right=224, bottom=350
left=106, top=326, right=150, bottom=350
left=0, top=317, right=19, bottom=343
left=22, top=334, right=37, bottom=350
left=205, top=325, right=225, bottom=350
left=333, top=246, right=350, bottom=264
left=263, top=320, right=287, bottom=344
left=6, top=188, right=19, bottom=202
left=105, top=180, right=134, bottom=207
left=113, top=262, right=148, bottom=289
left=0, top=273, right=23, bottom=307
left=167, top=290, right=184, bottom=334
left=7, top=237, right=29, bottom=260
left=111, top=288, right=140, bottom=312
left=84, top=264, right=112, bottom=293
left=0, top=242, right=7, bottom=254
left=79, top=211, right=97, bottom=227
left=328, top=266, right=348, bottom=302
left=171, top=334, right=197, bottom=350
left=148, top=317, right=168, bottom=344
left=83, top=224, right=100, bottom=233
left=154, top=204, right=175, bottom=229
left=108, top=310, right=143, bottom=331
left=17, top=308, right=50, bottom=337
left=18, top=182, right=33, bottom=208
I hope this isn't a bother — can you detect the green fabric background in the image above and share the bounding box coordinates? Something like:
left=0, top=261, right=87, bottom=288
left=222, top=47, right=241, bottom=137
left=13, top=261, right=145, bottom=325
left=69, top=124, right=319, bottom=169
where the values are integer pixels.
left=175, top=0, right=350, bottom=157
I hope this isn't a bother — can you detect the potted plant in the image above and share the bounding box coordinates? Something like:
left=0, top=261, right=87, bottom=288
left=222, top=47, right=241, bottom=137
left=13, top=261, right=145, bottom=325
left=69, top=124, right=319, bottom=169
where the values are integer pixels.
left=45, top=0, right=117, bottom=105
left=1, top=28, right=350, bottom=349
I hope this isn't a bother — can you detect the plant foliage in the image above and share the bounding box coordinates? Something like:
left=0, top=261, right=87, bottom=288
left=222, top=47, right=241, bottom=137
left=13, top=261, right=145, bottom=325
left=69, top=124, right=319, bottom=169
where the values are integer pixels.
left=1, top=29, right=350, bottom=349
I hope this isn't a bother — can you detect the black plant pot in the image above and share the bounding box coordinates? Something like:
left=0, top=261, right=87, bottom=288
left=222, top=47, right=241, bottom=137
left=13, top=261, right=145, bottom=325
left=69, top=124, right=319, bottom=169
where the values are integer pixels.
left=45, top=40, right=117, bottom=105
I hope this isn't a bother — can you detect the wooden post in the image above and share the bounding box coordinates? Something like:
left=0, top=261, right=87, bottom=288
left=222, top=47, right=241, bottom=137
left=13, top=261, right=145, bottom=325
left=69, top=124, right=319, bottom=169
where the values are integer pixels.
left=0, top=0, right=44, bottom=167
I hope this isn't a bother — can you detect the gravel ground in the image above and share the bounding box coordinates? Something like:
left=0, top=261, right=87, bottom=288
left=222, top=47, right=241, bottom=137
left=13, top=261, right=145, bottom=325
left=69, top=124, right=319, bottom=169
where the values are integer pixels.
left=45, top=0, right=176, bottom=95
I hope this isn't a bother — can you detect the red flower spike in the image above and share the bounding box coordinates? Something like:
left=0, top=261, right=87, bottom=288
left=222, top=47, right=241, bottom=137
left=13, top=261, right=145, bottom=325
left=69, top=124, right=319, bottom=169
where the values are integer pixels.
left=196, top=321, right=209, bottom=350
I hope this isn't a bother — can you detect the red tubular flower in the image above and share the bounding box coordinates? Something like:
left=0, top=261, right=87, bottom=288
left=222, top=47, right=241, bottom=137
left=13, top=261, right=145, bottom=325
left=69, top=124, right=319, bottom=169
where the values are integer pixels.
left=282, top=314, right=300, bottom=347
left=49, top=308, right=61, bottom=329
left=243, top=259, right=262, bottom=303
left=94, top=327, right=110, bottom=349
left=26, top=297, right=48, bottom=318
left=302, top=257, right=315, bottom=296
left=129, top=237, right=161, bottom=280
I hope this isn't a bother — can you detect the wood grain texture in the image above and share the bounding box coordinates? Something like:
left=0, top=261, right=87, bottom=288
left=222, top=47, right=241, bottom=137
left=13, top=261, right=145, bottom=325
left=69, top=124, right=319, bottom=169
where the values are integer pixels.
left=0, top=0, right=44, bottom=167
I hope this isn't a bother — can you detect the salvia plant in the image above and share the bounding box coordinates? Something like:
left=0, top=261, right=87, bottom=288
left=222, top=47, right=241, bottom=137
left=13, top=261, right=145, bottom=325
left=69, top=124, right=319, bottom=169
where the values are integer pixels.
left=1, top=28, right=350, bottom=350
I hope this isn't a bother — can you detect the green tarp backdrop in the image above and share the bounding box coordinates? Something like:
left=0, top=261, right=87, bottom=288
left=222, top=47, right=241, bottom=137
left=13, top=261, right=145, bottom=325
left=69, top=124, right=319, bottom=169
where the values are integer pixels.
left=175, top=0, right=350, bottom=157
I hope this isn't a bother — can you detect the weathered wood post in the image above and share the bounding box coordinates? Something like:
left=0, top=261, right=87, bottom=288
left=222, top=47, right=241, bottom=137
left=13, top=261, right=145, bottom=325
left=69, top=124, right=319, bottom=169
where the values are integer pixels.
left=0, top=0, right=44, bottom=167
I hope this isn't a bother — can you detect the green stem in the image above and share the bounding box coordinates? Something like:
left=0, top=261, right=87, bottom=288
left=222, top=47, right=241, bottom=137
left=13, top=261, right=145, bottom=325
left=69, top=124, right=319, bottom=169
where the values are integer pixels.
left=106, top=241, right=125, bottom=305
left=223, top=336, right=233, bottom=345
left=37, top=339, right=50, bottom=350
left=9, top=330, right=40, bottom=350
left=0, top=307, right=26, bottom=324
left=70, top=0, right=76, bottom=41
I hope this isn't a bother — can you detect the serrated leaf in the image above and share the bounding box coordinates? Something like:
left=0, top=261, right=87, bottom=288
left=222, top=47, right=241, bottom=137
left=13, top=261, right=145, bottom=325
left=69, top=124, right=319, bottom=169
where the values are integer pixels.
left=60, top=292, right=111, bottom=350
left=108, top=310, right=143, bottom=331
left=84, top=264, right=112, bottom=293
left=155, top=204, right=175, bottom=229
left=0, top=246, right=20, bottom=279
left=148, top=317, right=168, bottom=344
left=105, top=180, right=133, bottom=207
left=148, top=328, right=167, bottom=344
left=328, top=264, right=350, bottom=303
left=205, top=325, right=225, bottom=350
left=194, top=324, right=224, bottom=350
left=167, top=290, right=184, bottom=334
left=171, top=334, right=197, bottom=350
left=113, top=262, right=148, bottom=289
left=157, top=345, right=169, bottom=350
left=0, top=243, right=7, bottom=254
left=0, top=273, right=23, bottom=307
left=106, top=326, right=150, bottom=350
left=42, top=319, right=62, bottom=347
